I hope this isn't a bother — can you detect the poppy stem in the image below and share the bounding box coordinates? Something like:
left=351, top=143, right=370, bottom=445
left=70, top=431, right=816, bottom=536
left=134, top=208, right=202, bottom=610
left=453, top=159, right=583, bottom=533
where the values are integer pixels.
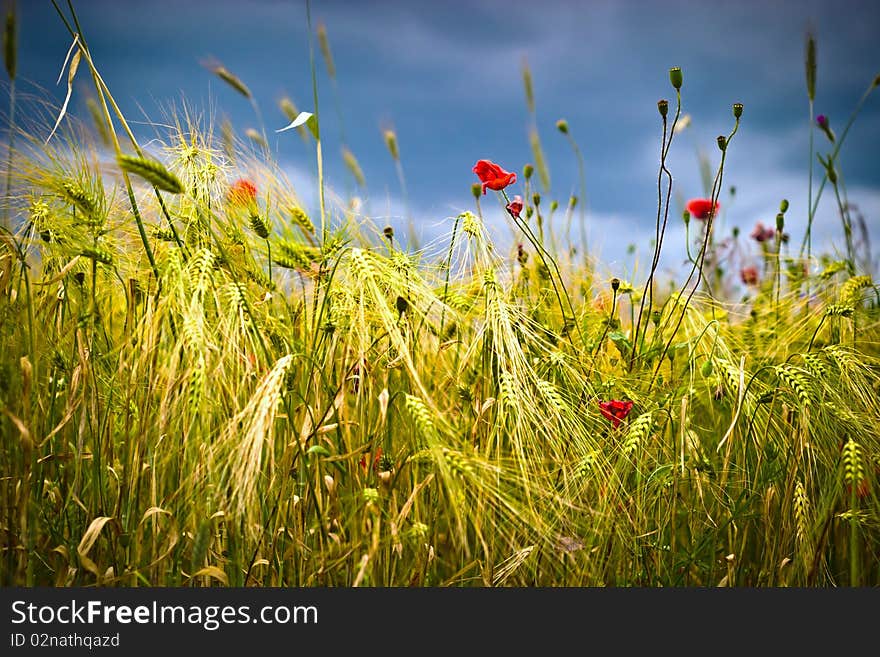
left=500, top=189, right=581, bottom=345
left=649, top=117, right=740, bottom=391
left=632, top=89, right=682, bottom=372
left=587, top=287, right=618, bottom=377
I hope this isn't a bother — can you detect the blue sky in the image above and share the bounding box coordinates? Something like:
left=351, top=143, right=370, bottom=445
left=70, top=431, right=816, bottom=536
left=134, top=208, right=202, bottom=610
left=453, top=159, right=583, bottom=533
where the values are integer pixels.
left=12, top=0, right=880, bottom=280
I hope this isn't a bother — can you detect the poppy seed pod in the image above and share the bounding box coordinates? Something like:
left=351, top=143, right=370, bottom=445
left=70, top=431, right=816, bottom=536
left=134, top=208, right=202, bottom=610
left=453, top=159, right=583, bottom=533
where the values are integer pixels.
left=733, top=103, right=743, bottom=119
left=611, top=278, right=620, bottom=292
left=683, top=209, right=690, bottom=226
left=523, top=164, right=534, bottom=180
left=658, top=99, right=669, bottom=118
left=471, top=183, right=482, bottom=200
left=532, top=192, right=541, bottom=207
left=556, top=119, right=569, bottom=134
left=669, top=67, right=683, bottom=90
left=732, top=226, right=739, bottom=238
left=717, top=135, right=727, bottom=151
left=383, top=225, right=394, bottom=241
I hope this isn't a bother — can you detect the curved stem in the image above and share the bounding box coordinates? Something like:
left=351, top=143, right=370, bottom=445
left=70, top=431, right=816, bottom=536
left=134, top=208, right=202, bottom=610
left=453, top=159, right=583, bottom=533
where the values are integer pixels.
left=649, top=119, right=740, bottom=389
left=632, top=90, right=682, bottom=371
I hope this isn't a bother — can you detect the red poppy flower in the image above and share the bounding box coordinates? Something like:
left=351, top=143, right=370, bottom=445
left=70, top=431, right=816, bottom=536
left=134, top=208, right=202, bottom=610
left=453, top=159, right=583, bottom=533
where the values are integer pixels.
left=740, top=266, right=759, bottom=286
left=750, top=222, right=776, bottom=243
left=228, top=178, right=258, bottom=206
left=686, top=198, right=720, bottom=220
left=506, top=195, right=523, bottom=219
left=359, top=447, right=382, bottom=473
left=473, top=159, right=517, bottom=195
left=598, top=399, right=634, bottom=428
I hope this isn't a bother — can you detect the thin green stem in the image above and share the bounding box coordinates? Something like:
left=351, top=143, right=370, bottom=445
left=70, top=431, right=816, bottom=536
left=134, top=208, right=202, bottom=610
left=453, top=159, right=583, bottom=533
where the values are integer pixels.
left=632, top=90, right=681, bottom=371
left=305, top=0, right=326, bottom=245
left=438, top=214, right=461, bottom=345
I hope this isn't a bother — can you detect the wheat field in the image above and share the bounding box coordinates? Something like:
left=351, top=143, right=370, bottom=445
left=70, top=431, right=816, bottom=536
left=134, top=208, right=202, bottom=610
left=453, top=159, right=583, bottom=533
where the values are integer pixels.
left=1, top=1, right=879, bottom=587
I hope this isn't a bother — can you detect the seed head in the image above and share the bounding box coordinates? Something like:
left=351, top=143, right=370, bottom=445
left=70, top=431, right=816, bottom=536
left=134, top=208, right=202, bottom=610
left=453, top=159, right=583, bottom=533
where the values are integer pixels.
left=657, top=99, right=669, bottom=118
left=805, top=31, right=817, bottom=102
left=383, top=130, right=399, bottom=161
left=733, top=103, right=743, bottom=119
left=669, top=67, right=683, bottom=90
left=523, top=164, right=534, bottom=181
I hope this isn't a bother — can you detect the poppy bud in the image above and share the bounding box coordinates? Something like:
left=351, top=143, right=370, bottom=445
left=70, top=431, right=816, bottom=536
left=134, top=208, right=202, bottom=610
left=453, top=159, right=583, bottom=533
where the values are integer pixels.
left=732, top=226, right=739, bottom=238
left=657, top=99, right=669, bottom=118
left=532, top=192, right=541, bottom=207
left=779, top=199, right=789, bottom=213
left=523, top=164, right=534, bottom=180
left=471, top=183, right=482, bottom=200
left=569, top=195, right=578, bottom=209
left=776, top=212, right=785, bottom=233
left=651, top=310, right=662, bottom=326
left=701, top=359, right=714, bottom=377
left=525, top=206, right=534, bottom=219
left=682, top=209, right=690, bottom=226
left=669, top=67, right=683, bottom=90
left=383, top=225, right=394, bottom=241
left=556, top=119, right=569, bottom=134
left=717, top=135, right=727, bottom=151
left=611, top=278, right=620, bottom=292
left=550, top=200, right=559, bottom=212
left=733, top=103, right=743, bottom=119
